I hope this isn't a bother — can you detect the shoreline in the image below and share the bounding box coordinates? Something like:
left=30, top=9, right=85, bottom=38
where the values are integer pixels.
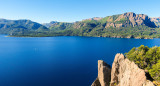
left=7, top=35, right=154, bottom=39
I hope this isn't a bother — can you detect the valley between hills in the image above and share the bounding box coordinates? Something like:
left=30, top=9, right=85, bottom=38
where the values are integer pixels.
left=0, top=12, right=160, bottom=39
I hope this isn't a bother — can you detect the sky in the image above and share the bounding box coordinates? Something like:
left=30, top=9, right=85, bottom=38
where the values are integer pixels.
left=0, top=0, right=160, bottom=23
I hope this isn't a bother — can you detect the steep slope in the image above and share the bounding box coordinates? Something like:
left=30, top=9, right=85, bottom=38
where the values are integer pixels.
left=43, top=21, right=58, bottom=28
left=43, top=12, right=158, bottom=38
left=151, top=17, right=160, bottom=27
left=113, top=12, right=156, bottom=28
left=45, top=12, right=157, bottom=30
left=92, top=54, right=155, bottom=86
left=43, top=21, right=73, bottom=31
left=0, top=19, right=48, bottom=34
left=125, top=45, right=160, bottom=85
left=75, top=12, right=156, bottom=29
left=3, top=12, right=160, bottom=38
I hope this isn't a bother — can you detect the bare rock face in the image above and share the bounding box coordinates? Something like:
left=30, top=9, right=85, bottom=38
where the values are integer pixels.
left=151, top=17, right=160, bottom=27
left=92, top=53, right=155, bottom=86
left=110, top=53, right=153, bottom=86
left=91, top=60, right=111, bottom=86
left=105, top=23, right=115, bottom=28
left=110, top=54, right=124, bottom=86
left=115, top=12, right=156, bottom=28
left=143, top=80, right=155, bottom=86
left=98, top=60, right=111, bottom=86
left=151, top=17, right=160, bottom=22
left=105, top=23, right=123, bottom=28
left=91, top=78, right=101, bottom=86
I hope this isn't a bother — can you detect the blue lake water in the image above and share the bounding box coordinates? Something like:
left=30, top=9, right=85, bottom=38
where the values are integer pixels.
left=0, top=35, right=160, bottom=86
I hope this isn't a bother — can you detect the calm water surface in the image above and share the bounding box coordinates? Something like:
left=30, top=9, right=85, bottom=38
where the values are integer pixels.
left=0, top=35, right=160, bottom=86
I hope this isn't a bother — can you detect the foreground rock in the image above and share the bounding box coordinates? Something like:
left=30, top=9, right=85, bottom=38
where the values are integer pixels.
left=92, top=53, right=155, bottom=86
left=91, top=60, right=111, bottom=86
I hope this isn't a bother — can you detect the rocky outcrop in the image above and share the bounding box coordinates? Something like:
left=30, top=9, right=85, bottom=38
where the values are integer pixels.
left=105, top=23, right=123, bottom=28
left=44, top=12, right=157, bottom=34
left=91, top=60, right=111, bottom=86
left=92, top=78, right=101, bottom=86
left=151, top=17, right=160, bottom=22
left=103, top=12, right=157, bottom=29
left=151, top=17, right=160, bottom=27
left=91, top=53, right=155, bottom=86
left=143, top=80, right=155, bottom=86
left=114, top=12, right=156, bottom=28
left=98, top=60, right=111, bottom=86
left=110, top=54, right=155, bottom=86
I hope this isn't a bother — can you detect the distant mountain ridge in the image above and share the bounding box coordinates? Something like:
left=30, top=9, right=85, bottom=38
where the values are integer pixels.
left=43, top=21, right=73, bottom=31
left=45, top=12, right=158, bottom=38
left=74, top=12, right=156, bottom=28
left=82, top=17, right=103, bottom=21
left=151, top=17, right=160, bottom=27
left=43, top=21, right=58, bottom=28
left=0, top=19, right=48, bottom=34
left=1, top=12, right=160, bottom=38
left=43, top=12, right=158, bottom=29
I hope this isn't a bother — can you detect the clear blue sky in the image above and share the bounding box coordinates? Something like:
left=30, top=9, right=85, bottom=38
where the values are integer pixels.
left=0, top=0, right=160, bottom=23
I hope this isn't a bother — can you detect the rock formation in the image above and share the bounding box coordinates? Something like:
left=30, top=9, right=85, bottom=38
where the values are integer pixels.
left=91, top=60, right=111, bottom=86
left=91, top=53, right=155, bottom=86
left=151, top=17, right=160, bottom=27
left=98, top=60, right=111, bottom=86
left=114, top=12, right=156, bottom=28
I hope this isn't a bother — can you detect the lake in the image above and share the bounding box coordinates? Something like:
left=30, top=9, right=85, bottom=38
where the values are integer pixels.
left=0, top=35, right=160, bottom=86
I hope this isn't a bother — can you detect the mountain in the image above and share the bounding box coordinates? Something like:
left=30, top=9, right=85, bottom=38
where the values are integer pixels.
left=43, top=21, right=58, bottom=28
left=50, top=12, right=158, bottom=38
left=47, top=12, right=156, bottom=30
left=1, top=12, right=160, bottom=38
left=82, top=17, right=103, bottom=21
left=78, top=12, right=156, bottom=29
left=0, top=19, right=48, bottom=35
left=43, top=21, right=73, bottom=31
left=151, top=17, right=160, bottom=27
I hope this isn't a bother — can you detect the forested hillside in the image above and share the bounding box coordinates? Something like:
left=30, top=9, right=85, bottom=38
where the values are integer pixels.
left=1, top=12, right=160, bottom=38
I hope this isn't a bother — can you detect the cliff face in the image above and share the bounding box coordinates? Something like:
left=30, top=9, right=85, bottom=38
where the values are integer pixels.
left=91, top=60, right=111, bottom=86
left=48, top=12, right=157, bottom=30
left=114, top=12, right=156, bottom=28
left=76, top=12, right=157, bottom=29
left=92, top=54, right=155, bottom=86
left=151, top=17, right=160, bottom=27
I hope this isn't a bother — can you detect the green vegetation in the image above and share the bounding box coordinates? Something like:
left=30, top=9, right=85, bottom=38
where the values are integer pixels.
left=125, top=45, right=160, bottom=83
left=10, top=22, right=160, bottom=38
left=1, top=12, right=160, bottom=38
left=49, top=22, right=73, bottom=31
left=0, top=19, right=48, bottom=35
left=149, top=60, right=160, bottom=82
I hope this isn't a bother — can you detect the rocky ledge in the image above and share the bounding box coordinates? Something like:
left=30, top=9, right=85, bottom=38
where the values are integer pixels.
left=91, top=53, right=155, bottom=86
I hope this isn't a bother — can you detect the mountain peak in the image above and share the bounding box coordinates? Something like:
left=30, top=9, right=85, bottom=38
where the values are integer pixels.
left=82, top=17, right=103, bottom=21
left=123, top=12, right=136, bottom=16
left=113, top=12, right=156, bottom=28
left=50, top=21, right=58, bottom=24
